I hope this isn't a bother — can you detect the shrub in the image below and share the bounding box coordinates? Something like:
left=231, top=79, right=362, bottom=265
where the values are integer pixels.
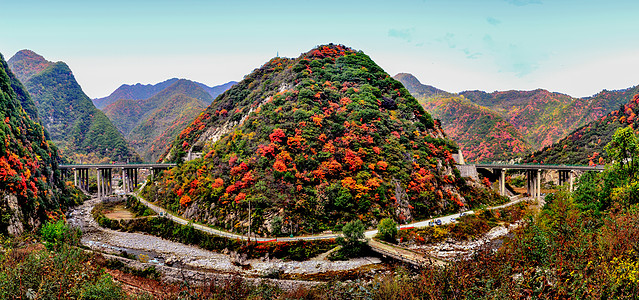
left=376, top=218, right=398, bottom=243
left=40, top=219, right=81, bottom=250
left=342, top=219, right=365, bottom=243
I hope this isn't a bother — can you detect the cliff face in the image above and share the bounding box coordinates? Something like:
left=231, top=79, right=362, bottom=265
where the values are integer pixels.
left=143, top=44, right=501, bottom=236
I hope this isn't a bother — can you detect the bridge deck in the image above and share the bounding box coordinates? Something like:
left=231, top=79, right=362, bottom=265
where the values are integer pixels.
left=59, top=163, right=176, bottom=169
left=474, top=163, right=604, bottom=171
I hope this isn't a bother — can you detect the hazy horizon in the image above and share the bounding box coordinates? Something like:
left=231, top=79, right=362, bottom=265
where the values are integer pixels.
left=2, top=0, right=638, bottom=99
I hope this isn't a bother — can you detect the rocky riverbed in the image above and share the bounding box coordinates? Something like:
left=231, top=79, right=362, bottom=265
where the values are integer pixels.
left=67, top=197, right=382, bottom=281
left=409, top=222, right=521, bottom=260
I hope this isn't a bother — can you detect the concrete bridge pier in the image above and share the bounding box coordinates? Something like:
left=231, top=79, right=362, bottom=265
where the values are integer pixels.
left=122, top=168, right=138, bottom=193
left=490, top=168, right=507, bottom=196
left=569, top=171, right=574, bottom=192
left=526, top=169, right=542, bottom=200
left=97, top=168, right=101, bottom=199
left=75, top=168, right=89, bottom=191
left=558, top=170, right=576, bottom=192
left=499, top=169, right=505, bottom=196
left=97, top=168, right=113, bottom=199
left=121, top=168, right=127, bottom=193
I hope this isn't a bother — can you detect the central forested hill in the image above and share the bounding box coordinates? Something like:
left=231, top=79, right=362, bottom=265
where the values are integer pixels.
left=144, top=44, right=502, bottom=237
left=0, top=52, right=81, bottom=234
left=8, top=50, right=139, bottom=163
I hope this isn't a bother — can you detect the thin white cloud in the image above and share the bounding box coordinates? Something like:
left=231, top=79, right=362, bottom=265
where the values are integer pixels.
left=486, top=17, right=501, bottom=26
left=388, top=28, right=415, bottom=42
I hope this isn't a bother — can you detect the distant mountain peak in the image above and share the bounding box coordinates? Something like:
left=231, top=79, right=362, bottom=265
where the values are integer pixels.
left=8, top=49, right=53, bottom=83
left=393, top=73, right=448, bottom=97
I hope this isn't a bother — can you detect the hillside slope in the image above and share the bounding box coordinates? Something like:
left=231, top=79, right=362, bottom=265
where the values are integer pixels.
left=8, top=50, right=139, bottom=163
left=0, top=53, right=80, bottom=234
left=397, top=73, right=637, bottom=162
left=144, top=44, right=502, bottom=237
left=460, top=88, right=634, bottom=149
left=527, top=93, right=639, bottom=165
left=103, top=79, right=212, bottom=161
left=421, top=95, right=533, bottom=162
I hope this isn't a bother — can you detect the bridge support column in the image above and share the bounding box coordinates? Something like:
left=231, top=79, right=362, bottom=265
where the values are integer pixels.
left=499, top=169, right=506, bottom=196
left=73, top=168, right=77, bottom=187
left=569, top=170, right=574, bottom=192
left=106, top=168, right=111, bottom=195
left=526, top=170, right=532, bottom=197
left=536, top=169, right=542, bottom=201
left=97, top=168, right=102, bottom=199
left=84, top=168, right=89, bottom=191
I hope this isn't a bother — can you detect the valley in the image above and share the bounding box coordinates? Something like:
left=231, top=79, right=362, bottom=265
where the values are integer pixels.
left=1, top=42, right=639, bottom=298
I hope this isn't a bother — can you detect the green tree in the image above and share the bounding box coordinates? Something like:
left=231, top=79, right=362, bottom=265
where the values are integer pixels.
left=376, top=218, right=398, bottom=242
left=605, top=126, right=639, bottom=181
left=342, top=219, right=365, bottom=243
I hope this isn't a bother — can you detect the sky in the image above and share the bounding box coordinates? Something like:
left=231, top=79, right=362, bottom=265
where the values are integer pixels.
left=2, top=0, right=639, bottom=99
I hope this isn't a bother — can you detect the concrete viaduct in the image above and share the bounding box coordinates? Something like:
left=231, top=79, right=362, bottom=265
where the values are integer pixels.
left=59, top=163, right=176, bottom=199
left=458, top=163, right=605, bottom=199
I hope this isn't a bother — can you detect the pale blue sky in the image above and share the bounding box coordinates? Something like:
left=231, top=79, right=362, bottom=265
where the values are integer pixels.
left=2, top=0, right=638, bottom=98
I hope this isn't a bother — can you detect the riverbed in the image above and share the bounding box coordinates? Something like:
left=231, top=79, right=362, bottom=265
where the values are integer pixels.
left=66, top=196, right=382, bottom=280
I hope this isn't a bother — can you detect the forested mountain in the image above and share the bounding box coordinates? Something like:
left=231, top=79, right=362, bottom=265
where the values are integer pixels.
left=8, top=50, right=139, bottom=163
left=0, top=52, right=81, bottom=234
left=143, top=44, right=502, bottom=237
left=103, top=79, right=213, bottom=161
left=420, top=95, right=533, bottom=162
left=460, top=88, right=634, bottom=149
left=93, top=78, right=179, bottom=109
left=93, top=78, right=236, bottom=109
left=527, top=93, right=639, bottom=165
left=196, top=80, right=237, bottom=102
left=397, top=73, right=637, bottom=162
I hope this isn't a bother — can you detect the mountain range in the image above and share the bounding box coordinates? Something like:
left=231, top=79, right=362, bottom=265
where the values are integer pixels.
left=396, top=73, right=637, bottom=162
left=527, top=93, right=639, bottom=165
left=8, top=50, right=139, bottom=163
left=93, top=78, right=236, bottom=109
left=102, top=79, right=234, bottom=161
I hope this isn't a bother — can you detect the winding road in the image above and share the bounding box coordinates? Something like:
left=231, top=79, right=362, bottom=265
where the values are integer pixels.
left=135, top=188, right=528, bottom=242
